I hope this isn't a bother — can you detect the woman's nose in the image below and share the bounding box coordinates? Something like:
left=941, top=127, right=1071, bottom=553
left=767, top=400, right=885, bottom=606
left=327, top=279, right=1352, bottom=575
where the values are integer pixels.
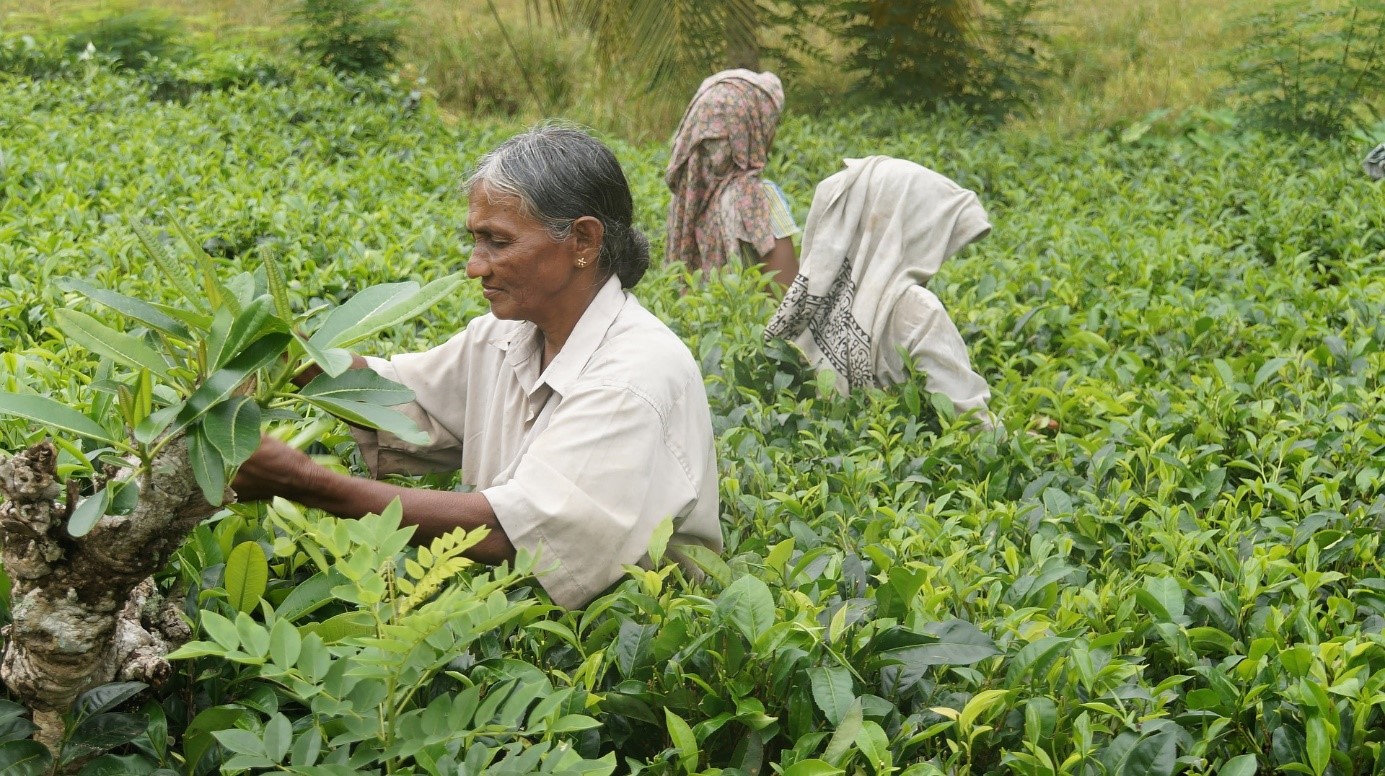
left=465, top=254, right=487, bottom=278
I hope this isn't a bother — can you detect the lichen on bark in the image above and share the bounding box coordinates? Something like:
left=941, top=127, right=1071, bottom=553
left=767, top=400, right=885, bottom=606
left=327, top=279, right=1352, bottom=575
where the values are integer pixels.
left=0, top=438, right=214, bottom=753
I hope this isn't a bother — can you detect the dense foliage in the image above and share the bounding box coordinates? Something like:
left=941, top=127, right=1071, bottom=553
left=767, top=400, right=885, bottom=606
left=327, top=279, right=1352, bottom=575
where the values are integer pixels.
left=1, top=40, right=1385, bottom=776
left=1225, top=0, right=1385, bottom=138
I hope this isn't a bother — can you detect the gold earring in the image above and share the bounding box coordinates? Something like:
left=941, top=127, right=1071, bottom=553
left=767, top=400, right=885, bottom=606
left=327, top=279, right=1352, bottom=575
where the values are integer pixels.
left=577, top=257, right=589, bottom=268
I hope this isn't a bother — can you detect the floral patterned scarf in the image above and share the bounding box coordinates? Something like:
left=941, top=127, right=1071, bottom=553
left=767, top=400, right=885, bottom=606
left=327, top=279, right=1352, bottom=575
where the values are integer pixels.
left=665, top=69, right=784, bottom=272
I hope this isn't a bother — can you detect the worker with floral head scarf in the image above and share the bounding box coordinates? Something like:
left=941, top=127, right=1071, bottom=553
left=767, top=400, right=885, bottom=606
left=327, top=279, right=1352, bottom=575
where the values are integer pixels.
left=665, top=69, right=799, bottom=286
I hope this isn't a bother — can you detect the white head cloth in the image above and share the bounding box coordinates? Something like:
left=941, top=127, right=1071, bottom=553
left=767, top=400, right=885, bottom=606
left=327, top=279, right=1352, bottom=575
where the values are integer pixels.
left=764, top=155, right=992, bottom=391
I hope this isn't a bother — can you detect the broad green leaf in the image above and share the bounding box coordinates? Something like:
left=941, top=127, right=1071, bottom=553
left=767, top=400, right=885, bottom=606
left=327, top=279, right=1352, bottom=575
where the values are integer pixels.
left=57, top=278, right=190, bottom=340
left=268, top=617, right=302, bottom=668
left=208, top=296, right=280, bottom=371
left=300, top=611, right=374, bottom=643
left=959, top=689, right=1011, bottom=731
left=61, top=712, right=148, bottom=765
left=716, top=574, right=774, bottom=643
left=76, top=682, right=148, bottom=719
left=0, top=393, right=117, bottom=445
left=321, top=273, right=467, bottom=350
left=612, top=621, right=657, bottom=678
left=263, top=713, right=291, bottom=763
left=225, top=541, right=269, bottom=614
left=0, top=739, right=53, bottom=776
left=878, top=620, right=1000, bottom=685
left=56, top=308, right=172, bottom=378
left=646, top=516, right=674, bottom=565
left=677, top=543, right=732, bottom=586
left=212, top=728, right=266, bottom=758
left=308, top=281, right=416, bottom=350
left=780, top=761, right=843, bottom=776
left=1253, top=356, right=1291, bottom=388
left=809, top=665, right=854, bottom=726
left=1305, top=713, right=1332, bottom=776
left=108, top=480, right=139, bottom=515
left=299, top=395, right=428, bottom=444
left=67, top=486, right=113, bottom=538
left=1219, top=754, right=1259, bottom=776
left=234, top=611, right=270, bottom=658
left=198, top=611, right=240, bottom=651
left=183, top=706, right=253, bottom=773
left=1139, top=576, right=1185, bottom=621
left=854, top=720, right=891, bottom=772
left=664, top=708, right=697, bottom=770
left=822, top=699, right=863, bottom=766
left=295, top=332, right=354, bottom=378
left=202, top=397, right=261, bottom=468
left=188, top=428, right=227, bottom=507
left=274, top=573, right=335, bottom=622
left=1107, top=729, right=1177, bottom=776
left=165, top=332, right=290, bottom=440
left=299, top=369, right=414, bottom=406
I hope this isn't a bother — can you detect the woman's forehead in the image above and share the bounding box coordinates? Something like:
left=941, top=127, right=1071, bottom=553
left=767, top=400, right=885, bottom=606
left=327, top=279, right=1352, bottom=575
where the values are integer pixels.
left=465, top=184, right=533, bottom=230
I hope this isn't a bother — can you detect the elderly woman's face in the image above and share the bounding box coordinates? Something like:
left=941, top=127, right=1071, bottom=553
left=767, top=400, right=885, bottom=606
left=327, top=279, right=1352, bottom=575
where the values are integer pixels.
left=465, top=183, right=586, bottom=329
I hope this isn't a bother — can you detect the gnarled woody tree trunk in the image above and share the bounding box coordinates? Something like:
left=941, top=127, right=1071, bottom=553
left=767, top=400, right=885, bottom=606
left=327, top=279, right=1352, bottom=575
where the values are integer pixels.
left=0, top=438, right=214, bottom=753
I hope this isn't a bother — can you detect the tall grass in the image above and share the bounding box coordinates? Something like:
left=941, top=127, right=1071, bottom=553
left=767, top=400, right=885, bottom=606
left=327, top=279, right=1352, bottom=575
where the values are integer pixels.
left=0, top=0, right=1323, bottom=139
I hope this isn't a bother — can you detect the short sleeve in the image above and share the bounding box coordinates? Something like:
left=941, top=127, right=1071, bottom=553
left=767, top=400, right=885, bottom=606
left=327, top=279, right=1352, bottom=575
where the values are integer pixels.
left=347, top=335, right=474, bottom=477
left=762, top=180, right=800, bottom=239
left=481, top=385, right=697, bottom=608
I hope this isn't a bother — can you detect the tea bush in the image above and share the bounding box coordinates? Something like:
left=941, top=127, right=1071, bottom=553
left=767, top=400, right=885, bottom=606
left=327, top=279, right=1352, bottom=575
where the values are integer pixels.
left=1, top=42, right=1385, bottom=775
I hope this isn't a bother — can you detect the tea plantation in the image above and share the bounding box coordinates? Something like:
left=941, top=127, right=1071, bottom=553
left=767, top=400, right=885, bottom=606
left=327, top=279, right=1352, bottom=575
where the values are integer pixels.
left=2, top=43, right=1385, bottom=776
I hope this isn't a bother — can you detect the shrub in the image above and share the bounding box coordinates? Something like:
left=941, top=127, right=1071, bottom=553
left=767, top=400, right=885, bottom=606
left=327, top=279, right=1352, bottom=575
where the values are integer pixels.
left=63, top=8, right=188, bottom=71
left=0, top=34, right=69, bottom=78
left=295, top=0, right=409, bottom=77
left=1225, top=0, right=1385, bottom=138
left=784, top=0, right=1053, bottom=121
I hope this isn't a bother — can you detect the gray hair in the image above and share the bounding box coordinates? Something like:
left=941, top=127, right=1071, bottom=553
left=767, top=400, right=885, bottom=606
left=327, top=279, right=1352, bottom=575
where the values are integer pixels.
left=466, top=125, right=650, bottom=288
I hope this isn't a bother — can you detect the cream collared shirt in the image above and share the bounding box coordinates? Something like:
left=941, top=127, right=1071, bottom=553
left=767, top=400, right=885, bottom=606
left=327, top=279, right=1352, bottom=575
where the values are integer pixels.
left=350, top=275, right=721, bottom=608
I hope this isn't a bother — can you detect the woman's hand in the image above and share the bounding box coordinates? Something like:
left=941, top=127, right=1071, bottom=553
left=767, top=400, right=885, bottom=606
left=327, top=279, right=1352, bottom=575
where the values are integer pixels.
left=231, top=435, right=321, bottom=503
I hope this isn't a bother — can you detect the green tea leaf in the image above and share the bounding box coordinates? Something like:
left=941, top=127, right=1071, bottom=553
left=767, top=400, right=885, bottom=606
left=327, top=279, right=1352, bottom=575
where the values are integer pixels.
left=225, top=541, right=269, bottom=614
left=299, top=395, right=427, bottom=444
left=321, top=273, right=467, bottom=350
left=170, top=216, right=238, bottom=316
left=56, top=278, right=191, bottom=340
left=295, top=332, right=354, bottom=378
left=308, top=281, right=416, bottom=350
left=0, top=739, right=53, bottom=776
left=208, top=296, right=281, bottom=371
left=67, top=486, right=112, bottom=538
left=61, top=712, right=148, bottom=765
left=202, top=397, right=262, bottom=469
left=716, top=574, right=774, bottom=643
left=664, top=708, right=697, bottom=770
left=299, top=369, right=414, bottom=406
left=188, top=427, right=227, bottom=507
left=0, top=393, right=118, bottom=445
left=809, top=666, right=854, bottom=726
left=54, top=308, right=171, bottom=378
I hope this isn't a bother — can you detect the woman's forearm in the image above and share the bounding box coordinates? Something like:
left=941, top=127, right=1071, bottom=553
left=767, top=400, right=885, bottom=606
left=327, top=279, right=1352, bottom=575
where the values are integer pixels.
left=293, top=466, right=516, bottom=564
left=234, top=438, right=516, bottom=565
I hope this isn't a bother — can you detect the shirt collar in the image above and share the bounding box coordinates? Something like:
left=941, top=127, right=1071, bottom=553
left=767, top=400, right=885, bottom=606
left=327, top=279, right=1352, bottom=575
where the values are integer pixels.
left=539, top=275, right=625, bottom=396
left=490, top=275, right=626, bottom=398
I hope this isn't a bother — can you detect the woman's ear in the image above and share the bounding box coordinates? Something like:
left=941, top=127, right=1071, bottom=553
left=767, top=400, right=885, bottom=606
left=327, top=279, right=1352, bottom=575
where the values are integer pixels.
left=571, top=216, right=605, bottom=262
